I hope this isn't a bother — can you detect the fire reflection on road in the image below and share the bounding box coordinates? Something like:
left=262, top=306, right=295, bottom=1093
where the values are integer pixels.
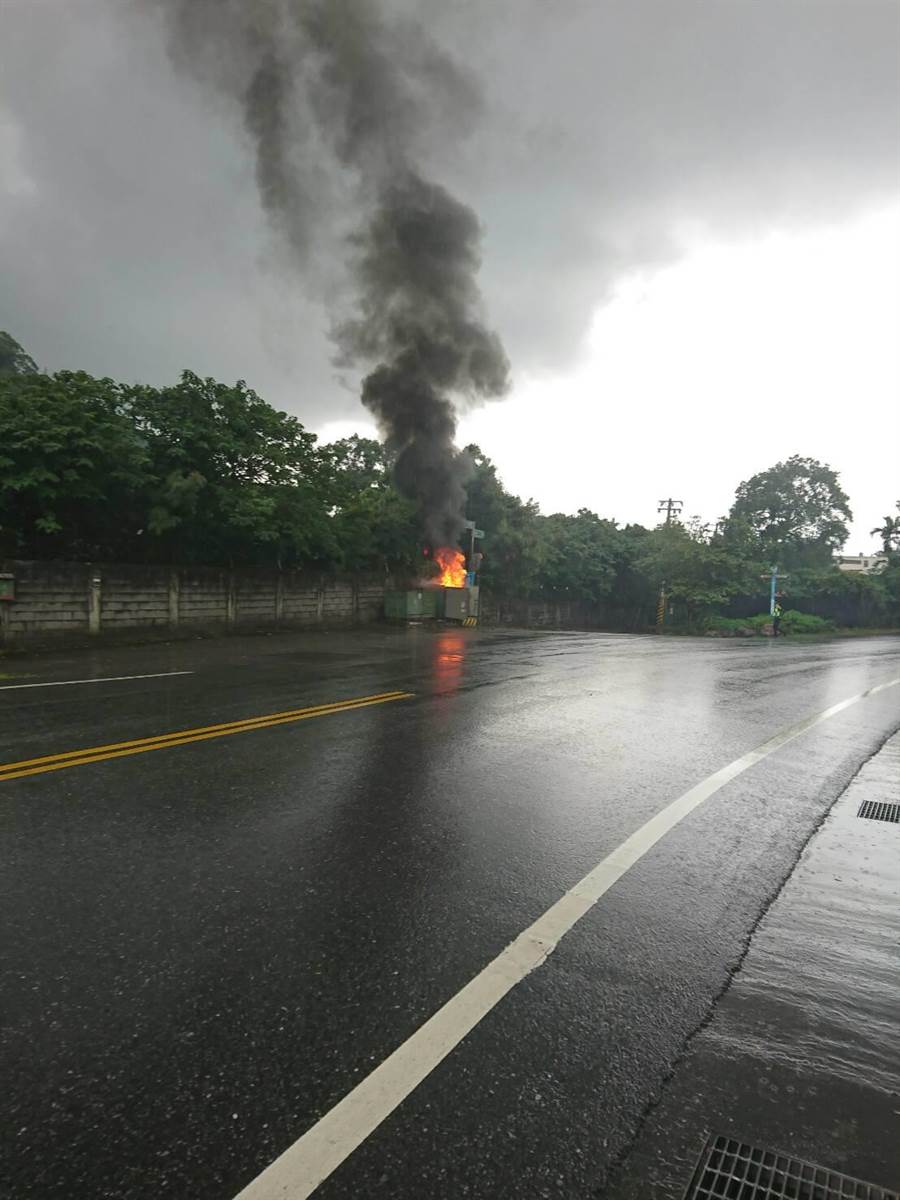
left=433, top=631, right=467, bottom=696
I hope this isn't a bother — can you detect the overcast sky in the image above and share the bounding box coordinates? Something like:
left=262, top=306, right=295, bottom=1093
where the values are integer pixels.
left=2, top=1, right=898, bottom=550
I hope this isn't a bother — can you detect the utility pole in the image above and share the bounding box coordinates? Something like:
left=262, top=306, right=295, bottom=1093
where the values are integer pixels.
left=654, top=499, right=681, bottom=633
left=658, top=498, right=683, bottom=524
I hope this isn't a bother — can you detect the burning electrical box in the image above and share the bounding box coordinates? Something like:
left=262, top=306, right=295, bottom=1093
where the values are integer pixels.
left=385, top=544, right=480, bottom=624
left=384, top=584, right=479, bottom=624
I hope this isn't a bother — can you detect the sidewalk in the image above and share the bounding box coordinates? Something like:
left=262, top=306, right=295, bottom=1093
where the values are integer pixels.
left=607, top=730, right=900, bottom=1199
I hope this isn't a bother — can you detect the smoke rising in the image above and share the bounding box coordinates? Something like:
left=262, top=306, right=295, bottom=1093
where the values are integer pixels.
left=155, top=0, right=509, bottom=546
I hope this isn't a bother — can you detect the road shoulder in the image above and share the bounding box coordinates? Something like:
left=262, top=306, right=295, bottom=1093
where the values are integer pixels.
left=606, top=728, right=900, bottom=1198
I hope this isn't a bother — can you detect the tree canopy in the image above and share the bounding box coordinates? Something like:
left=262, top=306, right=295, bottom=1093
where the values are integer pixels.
left=0, top=331, right=39, bottom=377
left=870, top=507, right=900, bottom=555
left=1, top=338, right=895, bottom=629
left=729, top=454, right=852, bottom=567
left=0, top=371, right=152, bottom=560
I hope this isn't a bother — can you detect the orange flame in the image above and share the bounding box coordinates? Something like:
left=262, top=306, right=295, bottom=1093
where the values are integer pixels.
left=433, top=546, right=467, bottom=588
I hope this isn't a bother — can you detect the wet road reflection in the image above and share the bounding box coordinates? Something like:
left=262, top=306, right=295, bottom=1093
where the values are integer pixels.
left=2, top=629, right=899, bottom=1199
left=431, top=631, right=467, bottom=697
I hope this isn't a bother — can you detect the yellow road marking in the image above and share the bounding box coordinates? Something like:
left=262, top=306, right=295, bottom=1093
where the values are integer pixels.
left=2, top=691, right=410, bottom=772
left=0, top=691, right=414, bottom=782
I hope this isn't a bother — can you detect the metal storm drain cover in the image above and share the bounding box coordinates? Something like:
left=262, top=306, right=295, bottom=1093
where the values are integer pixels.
left=683, top=1135, right=898, bottom=1200
left=856, top=800, right=900, bottom=823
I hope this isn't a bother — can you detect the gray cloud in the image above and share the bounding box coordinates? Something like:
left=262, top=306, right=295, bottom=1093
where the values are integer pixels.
left=1, top=0, right=898, bottom=428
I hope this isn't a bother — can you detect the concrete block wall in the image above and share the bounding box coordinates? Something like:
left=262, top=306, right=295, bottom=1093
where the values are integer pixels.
left=321, top=579, right=355, bottom=622
left=281, top=581, right=322, bottom=625
left=357, top=580, right=387, bottom=623
left=235, top=572, right=279, bottom=626
left=0, top=562, right=91, bottom=638
left=0, top=561, right=389, bottom=645
left=100, top=567, right=170, bottom=629
left=179, top=569, right=230, bottom=625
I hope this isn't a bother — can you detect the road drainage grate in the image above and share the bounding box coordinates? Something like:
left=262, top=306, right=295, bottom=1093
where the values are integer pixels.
left=856, top=800, right=900, bottom=823
left=683, top=1135, right=898, bottom=1199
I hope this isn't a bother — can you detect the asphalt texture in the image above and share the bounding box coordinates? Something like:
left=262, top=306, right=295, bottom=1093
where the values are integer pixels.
left=1, top=626, right=899, bottom=1199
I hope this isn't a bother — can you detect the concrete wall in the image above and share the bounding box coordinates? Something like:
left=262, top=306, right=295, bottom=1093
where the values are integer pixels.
left=0, top=561, right=389, bottom=645
left=479, top=591, right=651, bottom=633
left=479, top=593, right=601, bottom=629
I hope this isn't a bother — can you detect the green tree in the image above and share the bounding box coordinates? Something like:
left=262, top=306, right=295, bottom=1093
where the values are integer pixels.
left=319, top=436, right=421, bottom=572
left=463, top=445, right=544, bottom=595
left=319, top=435, right=392, bottom=504
left=869, top=508, right=900, bottom=555
left=0, top=371, right=151, bottom=558
left=729, top=455, right=851, bottom=567
left=537, top=509, right=622, bottom=602
left=787, top=567, right=890, bottom=628
left=880, top=559, right=900, bottom=625
left=0, top=331, right=38, bottom=377
left=636, top=518, right=754, bottom=622
left=607, top=523, right=656, bottom=622
left=126, top=372, right=336, bottom=566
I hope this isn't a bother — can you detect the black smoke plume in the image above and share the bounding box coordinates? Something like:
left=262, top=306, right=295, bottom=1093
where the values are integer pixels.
left=154, top=0, right=509, bottom=546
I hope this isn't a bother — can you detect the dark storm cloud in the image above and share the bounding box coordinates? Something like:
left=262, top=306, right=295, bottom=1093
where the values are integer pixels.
left=1, top=0, right=898, bottom=422
left=447, top=0, right=900, bottom=370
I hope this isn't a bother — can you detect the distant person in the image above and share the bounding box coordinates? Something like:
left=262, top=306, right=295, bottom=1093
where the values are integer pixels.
left=772, top=602, right=783, bottom=637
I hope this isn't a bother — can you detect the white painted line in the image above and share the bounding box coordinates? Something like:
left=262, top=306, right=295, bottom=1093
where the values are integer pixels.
left=0, top=671, right=194, bottom=691
left=235, top=675, right=900, bottom=1200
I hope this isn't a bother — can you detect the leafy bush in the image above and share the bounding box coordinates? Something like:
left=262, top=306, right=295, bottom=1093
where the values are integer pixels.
left=744, top=613, right=776, bottom=631
left=702, top=613, right=768, bottom=635
left=703, top=615, right=746, bottom=633
left=779, top=609, right=834, bottom=634
left=703, top=610, right=834, bottom=636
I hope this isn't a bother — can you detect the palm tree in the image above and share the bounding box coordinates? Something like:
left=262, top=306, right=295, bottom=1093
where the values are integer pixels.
left=870, top=515, right=900, bottom=555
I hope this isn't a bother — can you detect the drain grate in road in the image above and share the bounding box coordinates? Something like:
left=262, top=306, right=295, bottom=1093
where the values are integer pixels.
left=683, top=1135, right=898, bottom=1200
left=856, top=800, right=900, bottom=823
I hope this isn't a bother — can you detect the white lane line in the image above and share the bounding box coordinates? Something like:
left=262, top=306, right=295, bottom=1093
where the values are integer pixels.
left=235, top=675, right=900, bottom=1200
left=0, top=671, right=194, bottom=691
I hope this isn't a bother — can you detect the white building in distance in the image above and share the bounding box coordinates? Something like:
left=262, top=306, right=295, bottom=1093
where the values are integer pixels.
left=834, top=552, right=889, bottom=574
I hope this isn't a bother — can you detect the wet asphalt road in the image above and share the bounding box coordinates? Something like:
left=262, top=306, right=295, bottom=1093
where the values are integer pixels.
left=1, top=627, right=899, bottom=1199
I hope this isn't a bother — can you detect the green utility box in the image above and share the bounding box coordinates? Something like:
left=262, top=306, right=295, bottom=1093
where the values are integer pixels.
left=441, top=586, right=479, bottom=621
left=0, top=573, right=14, bottom=602
left=384, top=588, right=439, bottom=620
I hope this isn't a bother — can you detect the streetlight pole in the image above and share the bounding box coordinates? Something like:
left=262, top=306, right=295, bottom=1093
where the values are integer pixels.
left=760, top=565, right=789, bottom=615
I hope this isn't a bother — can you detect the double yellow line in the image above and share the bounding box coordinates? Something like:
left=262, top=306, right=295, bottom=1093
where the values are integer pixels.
left=0, top=690, right=413, bottom=783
